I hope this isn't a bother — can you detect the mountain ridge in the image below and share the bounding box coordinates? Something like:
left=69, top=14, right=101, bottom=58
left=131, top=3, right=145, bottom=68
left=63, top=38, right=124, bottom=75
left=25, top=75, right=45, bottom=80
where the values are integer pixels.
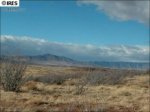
left=1, top=54, right=149, bottom=70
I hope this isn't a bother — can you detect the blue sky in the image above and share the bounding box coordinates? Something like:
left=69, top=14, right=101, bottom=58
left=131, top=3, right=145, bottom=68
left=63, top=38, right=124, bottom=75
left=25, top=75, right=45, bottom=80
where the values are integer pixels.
left=1, top=1, right=149, bottom=46
left=1, top=1, right=149, bottom=62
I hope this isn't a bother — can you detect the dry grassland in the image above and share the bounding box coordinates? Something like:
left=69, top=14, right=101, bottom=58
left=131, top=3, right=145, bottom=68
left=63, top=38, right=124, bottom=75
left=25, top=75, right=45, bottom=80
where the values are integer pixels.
left=0, top=65, right=149, bottom=112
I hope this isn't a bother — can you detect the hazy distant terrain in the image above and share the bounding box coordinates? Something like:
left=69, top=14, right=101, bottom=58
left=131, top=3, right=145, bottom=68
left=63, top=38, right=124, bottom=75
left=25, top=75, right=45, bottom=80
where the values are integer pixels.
left=1, top=54, right=148, bottom=70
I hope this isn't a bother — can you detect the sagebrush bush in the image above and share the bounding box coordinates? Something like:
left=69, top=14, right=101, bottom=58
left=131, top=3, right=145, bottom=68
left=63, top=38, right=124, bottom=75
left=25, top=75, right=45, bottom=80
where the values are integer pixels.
left=74, top=79, right=87, bottom=95
left=0, top=57, right=27, bottom=92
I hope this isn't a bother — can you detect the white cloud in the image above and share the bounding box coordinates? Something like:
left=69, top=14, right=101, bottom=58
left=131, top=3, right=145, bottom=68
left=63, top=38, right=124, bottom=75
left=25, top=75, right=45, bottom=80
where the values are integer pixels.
left=78, top=0, right=149, bottom=25
left=0, top=35, right=149, bottom=62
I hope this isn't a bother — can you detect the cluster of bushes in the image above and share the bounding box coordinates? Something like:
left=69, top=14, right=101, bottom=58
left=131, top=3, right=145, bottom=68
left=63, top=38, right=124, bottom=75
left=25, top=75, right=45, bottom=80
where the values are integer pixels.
left=83, top=70, right=143, bottom=85
left=26, top=73, right=82, bottom=85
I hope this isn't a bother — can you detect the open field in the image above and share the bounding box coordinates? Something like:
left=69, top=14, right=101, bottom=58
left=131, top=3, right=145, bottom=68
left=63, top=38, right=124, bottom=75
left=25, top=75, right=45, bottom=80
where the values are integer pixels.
left=0, top=65, right=149, bottom=112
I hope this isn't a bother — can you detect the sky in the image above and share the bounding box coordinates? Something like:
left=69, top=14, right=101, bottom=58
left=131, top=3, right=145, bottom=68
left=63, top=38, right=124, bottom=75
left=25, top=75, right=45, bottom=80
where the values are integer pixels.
left=1, top=0, right=149, bottom=62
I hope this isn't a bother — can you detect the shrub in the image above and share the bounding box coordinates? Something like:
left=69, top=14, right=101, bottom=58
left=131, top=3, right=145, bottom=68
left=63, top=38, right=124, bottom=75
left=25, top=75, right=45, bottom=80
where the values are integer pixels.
left=74, top=79, right=87, bottom=95
left=0, top=56, right=27, bottom=92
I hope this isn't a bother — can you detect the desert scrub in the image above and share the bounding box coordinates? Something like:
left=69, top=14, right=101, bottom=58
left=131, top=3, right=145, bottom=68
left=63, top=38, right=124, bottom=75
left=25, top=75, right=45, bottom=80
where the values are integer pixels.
left=0, top=56, right=27, bottom=92
left=26, top=73, right=82, bottom=85
left=84, top=69, right=142, bottom=85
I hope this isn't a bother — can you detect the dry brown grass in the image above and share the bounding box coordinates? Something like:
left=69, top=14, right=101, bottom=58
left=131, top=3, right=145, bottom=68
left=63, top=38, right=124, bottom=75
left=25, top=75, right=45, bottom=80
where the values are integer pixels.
left=0, top=65, right=149, bottom=112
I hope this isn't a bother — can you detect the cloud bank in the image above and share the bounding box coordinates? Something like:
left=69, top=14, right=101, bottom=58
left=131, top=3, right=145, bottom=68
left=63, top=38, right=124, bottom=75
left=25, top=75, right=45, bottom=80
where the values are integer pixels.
left=78, top=0, right=149, bottom=25
left=1, top=35, right=149, bottom=62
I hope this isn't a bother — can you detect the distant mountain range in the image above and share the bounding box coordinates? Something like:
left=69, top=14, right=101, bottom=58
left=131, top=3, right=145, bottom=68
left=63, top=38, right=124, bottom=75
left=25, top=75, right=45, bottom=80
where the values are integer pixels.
left=26, top=54, right=82, bottom=66
left=1, top=54, right=149, bottom=70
